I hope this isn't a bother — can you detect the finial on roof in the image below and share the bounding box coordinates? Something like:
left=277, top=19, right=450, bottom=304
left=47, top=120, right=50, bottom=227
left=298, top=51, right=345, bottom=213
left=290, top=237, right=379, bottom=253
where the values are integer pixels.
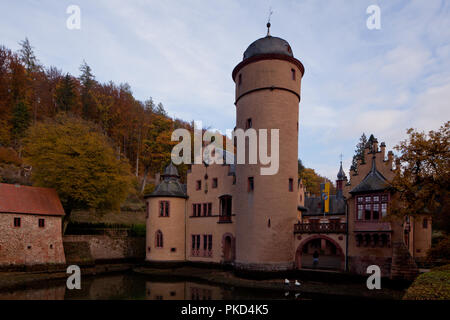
left=337, top=159, right=347, bottom=180
left=266, top=8, right=273, bottom=36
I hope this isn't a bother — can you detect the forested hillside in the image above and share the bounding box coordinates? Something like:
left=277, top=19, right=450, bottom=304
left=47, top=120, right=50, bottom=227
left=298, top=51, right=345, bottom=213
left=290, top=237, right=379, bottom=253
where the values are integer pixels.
left=0, top=38, right=192, bottom=192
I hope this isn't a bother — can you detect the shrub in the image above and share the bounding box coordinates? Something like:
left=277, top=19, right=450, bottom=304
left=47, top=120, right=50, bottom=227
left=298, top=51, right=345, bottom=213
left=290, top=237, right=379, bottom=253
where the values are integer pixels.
left=426, top=234, right=450, bottom=265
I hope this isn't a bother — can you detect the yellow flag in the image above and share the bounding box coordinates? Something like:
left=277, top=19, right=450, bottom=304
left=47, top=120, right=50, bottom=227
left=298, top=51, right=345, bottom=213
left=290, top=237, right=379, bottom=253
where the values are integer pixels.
left=324, top=182, right=330, bottom=213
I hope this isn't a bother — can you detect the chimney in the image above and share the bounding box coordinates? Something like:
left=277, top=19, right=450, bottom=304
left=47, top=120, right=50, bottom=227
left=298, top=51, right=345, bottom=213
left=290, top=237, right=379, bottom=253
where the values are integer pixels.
left=373, top=138, right=378, bottom=153
left=380, top=142, right=386, bottom=159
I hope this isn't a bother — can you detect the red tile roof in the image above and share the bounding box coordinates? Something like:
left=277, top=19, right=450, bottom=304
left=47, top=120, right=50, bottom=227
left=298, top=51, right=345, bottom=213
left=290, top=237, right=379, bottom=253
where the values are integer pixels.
left=0, top=183, right=65, bottom=216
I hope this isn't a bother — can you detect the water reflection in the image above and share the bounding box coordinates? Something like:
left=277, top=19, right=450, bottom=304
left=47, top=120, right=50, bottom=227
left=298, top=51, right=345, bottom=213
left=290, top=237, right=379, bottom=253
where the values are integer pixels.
left=0, top=273, right=289, bottom=300
left=0, top=272, right=384, bottom=300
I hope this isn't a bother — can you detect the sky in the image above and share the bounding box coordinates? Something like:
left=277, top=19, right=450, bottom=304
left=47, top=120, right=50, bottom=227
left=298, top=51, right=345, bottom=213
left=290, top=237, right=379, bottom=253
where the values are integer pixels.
left=1, top=0, right=449, bottom=181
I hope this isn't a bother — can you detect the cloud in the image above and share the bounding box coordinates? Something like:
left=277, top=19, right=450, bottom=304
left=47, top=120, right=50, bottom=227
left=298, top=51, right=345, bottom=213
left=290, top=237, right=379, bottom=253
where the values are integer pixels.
left=0, top=0, right=449, bottom=182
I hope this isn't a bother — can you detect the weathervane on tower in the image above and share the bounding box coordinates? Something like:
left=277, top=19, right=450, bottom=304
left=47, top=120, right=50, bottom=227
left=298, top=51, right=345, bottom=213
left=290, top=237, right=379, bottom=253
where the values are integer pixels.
left=266, top=8, right=273, bottom=36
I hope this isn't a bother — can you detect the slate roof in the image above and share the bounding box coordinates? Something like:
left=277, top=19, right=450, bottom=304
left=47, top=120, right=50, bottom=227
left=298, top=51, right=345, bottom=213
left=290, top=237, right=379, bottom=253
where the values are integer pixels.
left=0, top=183, right=65, bottom=216
left=350, top=157, right=389, bottom=194
left=337, top=161, right=347, bottom=180
left=145, top=164, right=187, bottom=199
left=303, top=195, right=345, bottom=216
left=243, top=36, right=293, bottom=60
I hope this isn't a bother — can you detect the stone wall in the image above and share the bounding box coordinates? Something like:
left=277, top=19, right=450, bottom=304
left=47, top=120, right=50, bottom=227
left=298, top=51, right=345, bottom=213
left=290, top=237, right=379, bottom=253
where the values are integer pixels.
left=0, top=213, right=65, bottom=266
left=348, top=256, right=392, bottom=278
left=63, top=235, right=145, bottom=265
left=390, top=242, right=419, bottom=281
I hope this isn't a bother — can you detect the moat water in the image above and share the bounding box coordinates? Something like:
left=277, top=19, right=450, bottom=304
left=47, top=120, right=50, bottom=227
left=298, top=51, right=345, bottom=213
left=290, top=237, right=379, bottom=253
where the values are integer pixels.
left=0, top=272, right=402, bottom=300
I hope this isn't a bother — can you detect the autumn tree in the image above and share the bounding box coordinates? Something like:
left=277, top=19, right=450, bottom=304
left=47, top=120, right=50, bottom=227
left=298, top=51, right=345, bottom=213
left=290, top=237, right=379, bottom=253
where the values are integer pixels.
left=298, top=164, right=336, bottom=196
left=139, top=114, right=175, bottom=192
left=23, top=115, right=133, bottom=231
left=390, top=121, right=450, bottom=232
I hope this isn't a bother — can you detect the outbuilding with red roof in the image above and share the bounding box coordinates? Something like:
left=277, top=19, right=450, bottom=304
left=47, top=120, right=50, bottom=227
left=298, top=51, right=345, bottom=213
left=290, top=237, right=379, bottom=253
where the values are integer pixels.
left=0, top=183, right=66, bottom=267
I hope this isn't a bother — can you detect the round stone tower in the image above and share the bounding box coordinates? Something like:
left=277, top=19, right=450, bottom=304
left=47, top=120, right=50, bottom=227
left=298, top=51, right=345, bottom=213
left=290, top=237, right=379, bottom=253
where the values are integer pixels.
left=232, top=26, right=304, bottom=271
left=145, top=163, right=187, bottom=263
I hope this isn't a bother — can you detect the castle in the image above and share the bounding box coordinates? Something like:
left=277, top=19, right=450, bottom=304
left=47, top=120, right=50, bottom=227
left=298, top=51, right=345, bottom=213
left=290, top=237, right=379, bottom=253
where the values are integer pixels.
left=144, top=29, right=431, bottom=280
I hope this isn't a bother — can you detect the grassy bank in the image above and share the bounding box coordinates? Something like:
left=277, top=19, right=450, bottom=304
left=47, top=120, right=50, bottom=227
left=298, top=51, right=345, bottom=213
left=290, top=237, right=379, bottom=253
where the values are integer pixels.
left=403, top=264, right=450, bottom=300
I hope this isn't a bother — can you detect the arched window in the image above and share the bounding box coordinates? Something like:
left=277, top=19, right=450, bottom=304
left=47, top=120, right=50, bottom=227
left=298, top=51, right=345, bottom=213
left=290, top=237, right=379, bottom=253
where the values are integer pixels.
left=155, top=230, right=163, bottom=248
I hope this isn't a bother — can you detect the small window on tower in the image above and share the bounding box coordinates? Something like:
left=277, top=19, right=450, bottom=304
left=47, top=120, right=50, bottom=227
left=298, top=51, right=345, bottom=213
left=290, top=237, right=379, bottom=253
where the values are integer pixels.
left=245, top=118, right=252, bottom=129
left=14, top=217, right=21, bottom=227
left=212, top=178, right=218, bottom=188
left=289, top=178, right=294, bottom=192
left=248, top=177, right=254, bottom=192
left=291, top=68, right=296, bottom=80
left=38, top=219, right=45, bottom=228
left=196, top=180, right=201, bottom=190
left=238, top=73, right=242, bottom=86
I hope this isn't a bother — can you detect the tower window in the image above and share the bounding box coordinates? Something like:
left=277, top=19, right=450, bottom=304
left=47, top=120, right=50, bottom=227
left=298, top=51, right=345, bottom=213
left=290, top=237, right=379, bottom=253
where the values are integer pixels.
left=38, top=219, right=45, bottom=228
left=159, top=201, right=170, bottom=217
left=291, top=68, right=296, bottom=80
left=238, top=73, right=242, bottom=86
left=155, top=230, right=163, bottom=248
left=289, top=178, right=294, bottom=192
left=212, top=178, right=218, bottom=188
left=14, top=217, right=21, bottom=227
left=196, top=180, right=201, bottom=190
left=248, top=177, right=254, bottom=192
left=245, top=118, right=252, bottom=129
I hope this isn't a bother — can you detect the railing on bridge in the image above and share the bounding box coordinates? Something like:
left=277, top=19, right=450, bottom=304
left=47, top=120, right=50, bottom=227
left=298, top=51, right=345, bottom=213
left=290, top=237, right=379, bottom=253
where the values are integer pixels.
left=294, top=222, right=347, bottom=234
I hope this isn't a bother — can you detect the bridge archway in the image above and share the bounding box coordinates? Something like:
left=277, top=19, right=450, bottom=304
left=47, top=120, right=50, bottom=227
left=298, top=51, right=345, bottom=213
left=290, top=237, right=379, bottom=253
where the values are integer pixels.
left=295, top=235, right=345, bottom=271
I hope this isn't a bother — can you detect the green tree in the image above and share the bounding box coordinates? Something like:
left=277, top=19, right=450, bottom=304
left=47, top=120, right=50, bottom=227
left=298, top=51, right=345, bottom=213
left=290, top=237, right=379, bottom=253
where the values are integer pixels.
left=298, top=159, right=305, bottom=177
left=79, top=60, right=96, bottom=118
left=155, top=102, right=168, bottom=116
left=351, top=133, right=367, bottom=171
left=55, top=73, right=76, bottom=112
left=11, top=100, right=31, bottom=145
left=18, top=38, right=40, bottom=73
left=23, top=115, right=133, bottom=232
